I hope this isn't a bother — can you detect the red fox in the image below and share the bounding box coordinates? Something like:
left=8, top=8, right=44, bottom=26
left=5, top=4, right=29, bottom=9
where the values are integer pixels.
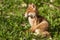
left=24, top=3, right=52, bottom=39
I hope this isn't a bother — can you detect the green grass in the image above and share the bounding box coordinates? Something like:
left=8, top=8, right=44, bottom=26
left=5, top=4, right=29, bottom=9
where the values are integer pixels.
left=0, top=0, right=60, bottom=40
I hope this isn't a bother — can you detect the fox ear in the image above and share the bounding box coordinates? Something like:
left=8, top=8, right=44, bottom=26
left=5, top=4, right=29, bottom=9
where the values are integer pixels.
left=28, top=3, right=36, bottom=10
left=28, top=3, right=32, bottom=7
left=32, top=4, right=36, bottom=11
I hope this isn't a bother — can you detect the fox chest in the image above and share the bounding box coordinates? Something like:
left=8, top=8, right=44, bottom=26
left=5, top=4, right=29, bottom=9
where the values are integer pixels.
left=28, top=17, right=37, bottom=26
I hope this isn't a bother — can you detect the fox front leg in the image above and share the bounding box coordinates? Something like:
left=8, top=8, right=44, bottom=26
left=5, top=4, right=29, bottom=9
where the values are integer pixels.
left=30, top=26, right=38, bottom=32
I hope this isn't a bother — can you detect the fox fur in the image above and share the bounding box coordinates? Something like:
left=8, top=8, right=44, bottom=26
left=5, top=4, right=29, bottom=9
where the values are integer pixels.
left=24, top=3, right=52, bottom=39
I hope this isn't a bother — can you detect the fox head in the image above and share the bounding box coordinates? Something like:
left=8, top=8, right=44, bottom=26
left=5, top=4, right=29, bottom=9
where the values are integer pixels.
left=24, top=3, right=37, bottom=18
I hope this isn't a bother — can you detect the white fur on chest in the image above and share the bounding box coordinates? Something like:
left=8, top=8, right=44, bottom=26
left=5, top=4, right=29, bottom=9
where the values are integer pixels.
left=28, top=17, right=34, bottom=26
left=28, top=17, right=36, bottom=26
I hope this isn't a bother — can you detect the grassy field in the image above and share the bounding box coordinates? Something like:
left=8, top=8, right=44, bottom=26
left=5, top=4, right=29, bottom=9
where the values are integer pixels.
left=0, top=0, right=60, bottom=40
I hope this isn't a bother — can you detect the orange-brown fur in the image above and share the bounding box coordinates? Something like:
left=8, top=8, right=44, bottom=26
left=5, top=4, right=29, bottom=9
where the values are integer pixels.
left=24, top=3, right=52, bottom=38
